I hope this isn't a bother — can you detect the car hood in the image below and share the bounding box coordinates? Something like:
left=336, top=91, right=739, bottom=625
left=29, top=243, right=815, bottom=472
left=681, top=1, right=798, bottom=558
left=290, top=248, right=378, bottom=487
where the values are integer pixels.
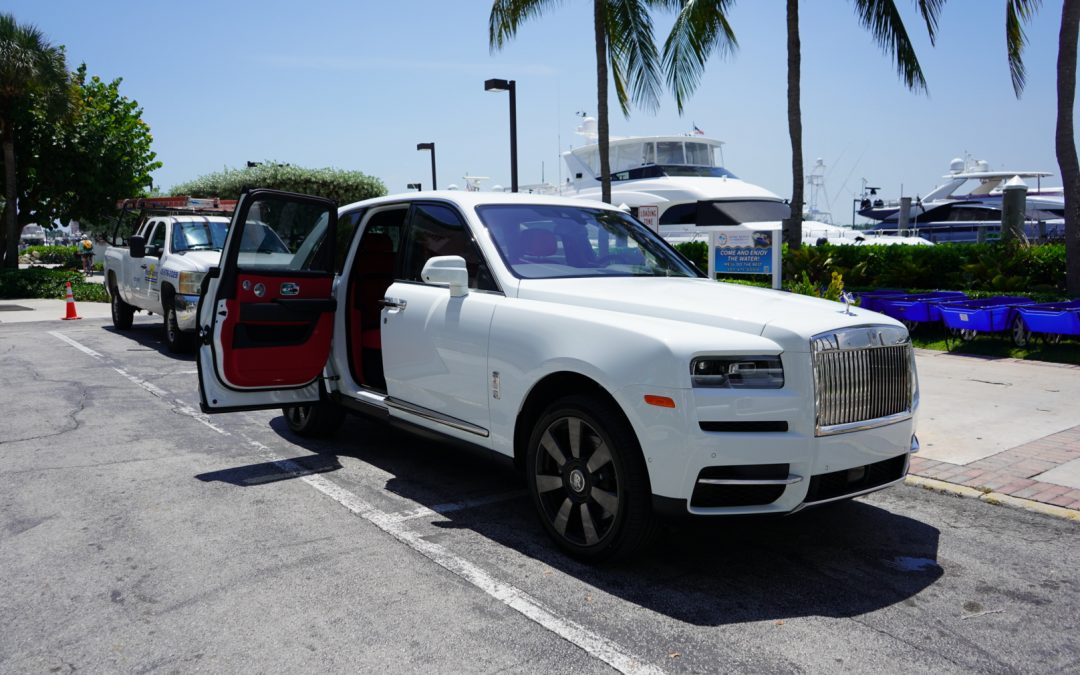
left=515, top=277, right=904, bottom=353
left=169, top=249, right=222, bottom=271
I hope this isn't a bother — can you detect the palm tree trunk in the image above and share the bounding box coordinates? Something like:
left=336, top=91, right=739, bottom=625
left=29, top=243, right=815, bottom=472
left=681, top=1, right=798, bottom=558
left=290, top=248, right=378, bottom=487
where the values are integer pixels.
left=784, top=0, right=804, bottom=251
left=1059, top=0, right=1080, bottom=297
left=2, top=125, right=18, bottom=269
left=594, top=0, right=612, bottom=204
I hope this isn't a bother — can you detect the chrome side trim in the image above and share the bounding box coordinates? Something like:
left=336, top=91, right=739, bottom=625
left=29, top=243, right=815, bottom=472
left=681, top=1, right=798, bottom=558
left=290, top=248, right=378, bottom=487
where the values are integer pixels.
left=385, top=396, right=489, bottom=437
left=698, top=475, right=803, bottom=486
left=816, top=410, right=914, bottom=436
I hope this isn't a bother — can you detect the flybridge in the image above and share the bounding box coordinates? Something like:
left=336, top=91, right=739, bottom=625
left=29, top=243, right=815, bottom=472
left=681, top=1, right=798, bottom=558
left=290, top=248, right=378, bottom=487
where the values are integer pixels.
left=115, top=196, right=237, bottom=212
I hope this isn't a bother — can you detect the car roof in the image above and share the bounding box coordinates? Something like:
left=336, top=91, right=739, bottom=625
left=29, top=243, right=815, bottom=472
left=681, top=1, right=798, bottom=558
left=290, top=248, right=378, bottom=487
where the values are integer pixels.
left=339, top=190, right=628, bottom=214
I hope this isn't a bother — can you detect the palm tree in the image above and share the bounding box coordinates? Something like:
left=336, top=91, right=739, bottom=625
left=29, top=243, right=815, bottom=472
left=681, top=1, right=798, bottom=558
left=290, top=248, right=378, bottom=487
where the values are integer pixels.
left=663, top=1, right=941, bottom=249
left=0, top=13, right=69, bottom=268
left=489, top=0, right=670, bottom=203
left=1002, top=0, right=1080, bottom=297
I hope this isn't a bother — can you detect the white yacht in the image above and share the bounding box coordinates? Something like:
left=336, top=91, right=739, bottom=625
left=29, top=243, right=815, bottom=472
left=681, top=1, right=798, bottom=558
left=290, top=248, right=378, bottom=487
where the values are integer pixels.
left=858, top=156, right=1065, bottom=222
left=559, top=117, right=930, bottom=246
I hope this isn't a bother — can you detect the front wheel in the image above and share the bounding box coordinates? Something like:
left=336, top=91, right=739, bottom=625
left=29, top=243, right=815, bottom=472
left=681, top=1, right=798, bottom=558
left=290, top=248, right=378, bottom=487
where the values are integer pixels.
left=282, top=400, right=346, bottom=438
left=110, top=285, right=134, bottom=330
left=526, top=394, right=656, bottom=562
left=164, top=305, right=193, bottom=353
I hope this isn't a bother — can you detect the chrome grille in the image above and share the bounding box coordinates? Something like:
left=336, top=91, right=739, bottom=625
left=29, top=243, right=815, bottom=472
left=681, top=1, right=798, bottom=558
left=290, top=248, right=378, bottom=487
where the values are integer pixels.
left=811, top=325, right=914, bottom=435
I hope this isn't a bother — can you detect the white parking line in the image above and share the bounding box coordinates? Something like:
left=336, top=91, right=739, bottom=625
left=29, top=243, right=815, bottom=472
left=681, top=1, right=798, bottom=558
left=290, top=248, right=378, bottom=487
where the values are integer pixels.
left=50, top=330, right=662, bottom=675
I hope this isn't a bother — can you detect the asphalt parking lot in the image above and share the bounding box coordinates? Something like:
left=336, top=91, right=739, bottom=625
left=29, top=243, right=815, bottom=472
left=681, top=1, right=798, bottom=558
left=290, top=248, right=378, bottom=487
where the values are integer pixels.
left=2, top=313, right=1079, bottom=673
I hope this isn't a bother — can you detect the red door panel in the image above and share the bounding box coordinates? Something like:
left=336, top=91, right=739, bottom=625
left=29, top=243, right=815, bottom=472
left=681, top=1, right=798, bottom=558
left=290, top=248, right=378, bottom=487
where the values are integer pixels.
left=218, top=273, right=334, bottom=388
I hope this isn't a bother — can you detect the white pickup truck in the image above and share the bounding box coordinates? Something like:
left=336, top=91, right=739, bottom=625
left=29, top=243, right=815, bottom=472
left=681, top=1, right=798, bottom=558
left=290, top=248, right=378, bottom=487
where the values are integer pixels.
left=104, top=197, right=238, bottom=352
left=197, top=188, right=920, bottom=561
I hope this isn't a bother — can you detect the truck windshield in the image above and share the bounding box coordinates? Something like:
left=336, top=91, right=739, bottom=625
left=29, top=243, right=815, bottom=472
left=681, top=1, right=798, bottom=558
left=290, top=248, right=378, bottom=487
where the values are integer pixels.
left=173, top=220, right=229, bottom=251
left=476, top=204, right=702, bottom=280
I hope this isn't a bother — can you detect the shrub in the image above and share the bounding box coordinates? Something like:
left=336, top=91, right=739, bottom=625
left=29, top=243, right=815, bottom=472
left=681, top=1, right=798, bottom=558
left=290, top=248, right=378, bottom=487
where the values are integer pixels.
left=0, top=268, right=107, bottom=302
left=673, top=240, right=707, bottom=271
left=20, top=245, right=81, bottom=267
left=171, top=162, right=387, bottom=205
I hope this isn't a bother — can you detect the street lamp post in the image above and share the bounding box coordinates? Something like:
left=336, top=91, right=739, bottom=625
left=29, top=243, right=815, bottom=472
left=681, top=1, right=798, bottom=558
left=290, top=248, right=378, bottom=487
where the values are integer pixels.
left=484, top=78, right=518, bottom=193
left=416, top=143, right=436, bottom=190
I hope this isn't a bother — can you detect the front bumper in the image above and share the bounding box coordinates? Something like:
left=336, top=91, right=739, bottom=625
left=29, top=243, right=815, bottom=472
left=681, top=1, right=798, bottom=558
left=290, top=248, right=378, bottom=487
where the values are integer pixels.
left=174, top=294, right=200, bottom=332
left=624, top=384, right=917, bottom=517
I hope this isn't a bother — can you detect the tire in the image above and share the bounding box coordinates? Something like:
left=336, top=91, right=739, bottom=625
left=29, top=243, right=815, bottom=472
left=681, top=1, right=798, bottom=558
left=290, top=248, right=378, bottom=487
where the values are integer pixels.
left=282, top=400, right=346, bottom=438
left=1011, top=315, right=1030, bottom=348
left=164, top=304, right=193, bottom=353
left=110, top=281, right=134, bottom=330
left=525, top=394, right=656, bottom=562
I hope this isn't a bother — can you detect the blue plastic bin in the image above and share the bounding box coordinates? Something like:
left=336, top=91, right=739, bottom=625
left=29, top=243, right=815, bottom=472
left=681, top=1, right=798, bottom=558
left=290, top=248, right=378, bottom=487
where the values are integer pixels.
left=877, top=291, right=969, bottom=323
left=938, top=296, right=1035, bottom=333
left=855, top=289, right=908, bottom=312
left=1016, top=299, right=1080, bottom=336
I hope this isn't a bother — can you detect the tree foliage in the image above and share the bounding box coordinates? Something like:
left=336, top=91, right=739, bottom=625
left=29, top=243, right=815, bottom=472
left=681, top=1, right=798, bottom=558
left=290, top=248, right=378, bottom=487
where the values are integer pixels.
left=6, top=64, right=161, bottom=234
left=0, top=12, right=71, bottom=267
left=170, top=162, right=387, bottom=205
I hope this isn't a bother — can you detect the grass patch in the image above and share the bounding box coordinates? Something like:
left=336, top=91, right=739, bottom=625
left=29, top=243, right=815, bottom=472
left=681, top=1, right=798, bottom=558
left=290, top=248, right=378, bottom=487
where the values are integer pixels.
left=910, top=322, right=1080, bottom=365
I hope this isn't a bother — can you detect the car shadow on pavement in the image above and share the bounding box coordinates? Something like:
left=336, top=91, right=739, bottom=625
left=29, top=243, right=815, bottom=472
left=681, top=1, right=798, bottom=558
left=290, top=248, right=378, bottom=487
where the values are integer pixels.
left=195, top=454, right=342, bottom=487
left=247, top=413, right=943, bottom=626
left=102, top=319, right=195, bottom=361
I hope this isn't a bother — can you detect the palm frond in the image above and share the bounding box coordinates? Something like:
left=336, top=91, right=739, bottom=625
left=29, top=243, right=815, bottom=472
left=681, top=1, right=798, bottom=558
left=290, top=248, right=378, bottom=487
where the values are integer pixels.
left=916, top=0, right=945, bottom=45
left=488, top=0, right=564, bottom=51
left=851, top=0, right=928, bottom=93
left=606, top=0, right=665, bottom=116
left=1006, top=0, right=1042, bottom=97
left=661, top=0, right=738, bottom=114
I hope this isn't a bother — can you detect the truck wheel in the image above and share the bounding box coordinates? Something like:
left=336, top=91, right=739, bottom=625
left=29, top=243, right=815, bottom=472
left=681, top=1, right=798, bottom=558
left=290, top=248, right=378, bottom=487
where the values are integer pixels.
left=283, top=400, right=346, bottom=438
left=110, top=283, right=134, bottom=330
left=525, top=394, right=656, bottom=562
left=164, top=305, right=193, bottom=353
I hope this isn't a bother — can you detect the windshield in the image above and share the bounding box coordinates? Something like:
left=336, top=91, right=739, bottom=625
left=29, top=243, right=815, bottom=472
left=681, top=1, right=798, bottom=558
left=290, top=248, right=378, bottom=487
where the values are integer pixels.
left=476, top=204, right=702, bottom=280
left=173, top=220, right=229, bottom=251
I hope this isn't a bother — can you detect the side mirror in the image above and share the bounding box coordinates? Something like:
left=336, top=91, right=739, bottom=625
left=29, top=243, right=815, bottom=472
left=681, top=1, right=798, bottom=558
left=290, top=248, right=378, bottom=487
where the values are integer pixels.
left=129, top=235, right=146, bottom=259
left=421, top=255, right=469, bottom=298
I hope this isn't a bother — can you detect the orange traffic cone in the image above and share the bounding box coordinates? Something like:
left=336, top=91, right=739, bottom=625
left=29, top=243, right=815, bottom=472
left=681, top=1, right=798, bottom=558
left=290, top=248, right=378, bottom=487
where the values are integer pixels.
left=61, top=281, right=82, bottom=320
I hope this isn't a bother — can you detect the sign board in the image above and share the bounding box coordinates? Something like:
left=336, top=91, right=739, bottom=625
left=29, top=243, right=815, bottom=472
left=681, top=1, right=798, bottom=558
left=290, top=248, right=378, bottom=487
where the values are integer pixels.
left=637, top=205, right=659, bottom=232
left=707, top=227, right=781, bottom=289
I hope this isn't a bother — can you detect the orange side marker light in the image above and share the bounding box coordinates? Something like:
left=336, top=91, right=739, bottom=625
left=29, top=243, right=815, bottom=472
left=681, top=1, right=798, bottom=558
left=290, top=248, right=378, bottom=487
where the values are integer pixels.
left=644, top=395, right=676, bottom=409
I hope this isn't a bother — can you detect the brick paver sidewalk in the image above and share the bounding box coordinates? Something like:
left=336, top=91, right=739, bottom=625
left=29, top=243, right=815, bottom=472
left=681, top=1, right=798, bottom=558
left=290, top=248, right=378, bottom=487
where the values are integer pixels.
left=910, top=424, right=1080, bottom=510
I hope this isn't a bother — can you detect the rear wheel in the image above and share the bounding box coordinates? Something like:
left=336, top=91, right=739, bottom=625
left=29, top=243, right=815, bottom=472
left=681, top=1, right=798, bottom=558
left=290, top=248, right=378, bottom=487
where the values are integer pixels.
left=283, top=400, right=346, bottom=438
left=526, top=394, right=656, bottom=562
left=110, top=281, right=134, bottom=330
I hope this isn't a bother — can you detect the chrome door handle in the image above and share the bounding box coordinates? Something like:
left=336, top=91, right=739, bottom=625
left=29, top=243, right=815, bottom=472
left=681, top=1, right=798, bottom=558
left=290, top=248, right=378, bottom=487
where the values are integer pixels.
left=379, top=297, right=407, bottom=310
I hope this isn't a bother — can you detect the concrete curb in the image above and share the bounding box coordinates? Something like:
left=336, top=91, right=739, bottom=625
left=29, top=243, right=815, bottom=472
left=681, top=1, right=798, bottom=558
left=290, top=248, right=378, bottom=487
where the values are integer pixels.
left=906, top=475, right=1080, bottom=522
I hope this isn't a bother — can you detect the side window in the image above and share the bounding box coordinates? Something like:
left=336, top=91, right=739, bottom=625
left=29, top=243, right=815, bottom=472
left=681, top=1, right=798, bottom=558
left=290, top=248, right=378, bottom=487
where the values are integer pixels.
left=148, top=222, right=168, bottom=255
left=335, top=209, right=366, bottom=274
left=235, top=195, right=335, bottom=273
left=401, top=204, right=496, bottom=291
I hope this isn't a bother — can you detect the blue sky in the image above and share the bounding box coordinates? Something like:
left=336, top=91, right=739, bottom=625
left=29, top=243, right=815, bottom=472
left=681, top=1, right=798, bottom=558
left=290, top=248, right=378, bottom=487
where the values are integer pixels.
left=7, top=1, right=1072, bottom=224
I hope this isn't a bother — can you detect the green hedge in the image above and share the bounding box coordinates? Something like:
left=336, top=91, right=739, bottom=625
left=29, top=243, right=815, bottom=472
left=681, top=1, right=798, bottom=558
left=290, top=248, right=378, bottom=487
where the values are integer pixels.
left=675, top=240, right=1068, bottom=296
left=171, top=162, right=387, bottom=205
left=0, top=268, right=109, bottom=302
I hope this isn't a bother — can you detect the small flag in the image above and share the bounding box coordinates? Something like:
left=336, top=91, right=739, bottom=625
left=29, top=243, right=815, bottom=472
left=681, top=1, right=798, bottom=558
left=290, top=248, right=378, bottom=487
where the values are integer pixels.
left=692, top=123, right=704, bottom=136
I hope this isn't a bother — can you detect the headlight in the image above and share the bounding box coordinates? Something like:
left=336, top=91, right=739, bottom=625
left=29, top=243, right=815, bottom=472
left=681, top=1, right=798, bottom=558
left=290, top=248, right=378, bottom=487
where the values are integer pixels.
left=691, top=356, right=784, bottom=389
left=178, top=271, right=206, bottom=295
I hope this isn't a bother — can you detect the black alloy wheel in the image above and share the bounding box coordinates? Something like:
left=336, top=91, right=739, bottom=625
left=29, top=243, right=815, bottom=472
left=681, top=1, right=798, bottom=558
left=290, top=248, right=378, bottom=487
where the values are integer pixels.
left=526, top=395, right=655, bottom=562
left=282, top=400, right=346, bottom=438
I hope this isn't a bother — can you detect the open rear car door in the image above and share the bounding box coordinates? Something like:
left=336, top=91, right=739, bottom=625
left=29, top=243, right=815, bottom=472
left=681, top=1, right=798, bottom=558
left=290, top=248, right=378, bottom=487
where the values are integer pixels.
left=197, top=189, right=338, bottom=413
